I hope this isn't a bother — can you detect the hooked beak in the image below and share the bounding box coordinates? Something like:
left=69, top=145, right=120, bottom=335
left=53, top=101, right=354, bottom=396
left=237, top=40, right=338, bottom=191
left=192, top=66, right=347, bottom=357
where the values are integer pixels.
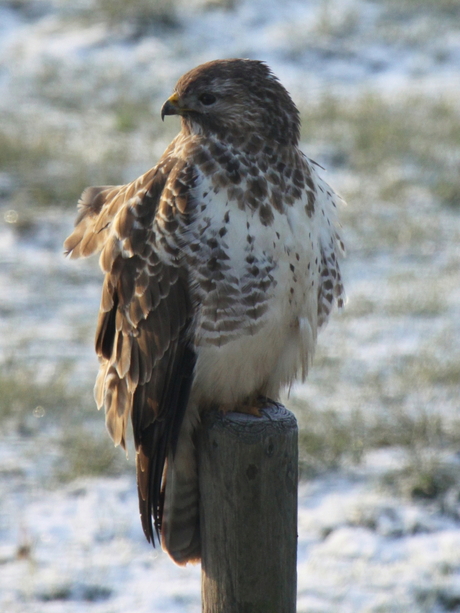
left=161, top=92, right=180, bottom=121
left=161, top=92, right=196, bottom=121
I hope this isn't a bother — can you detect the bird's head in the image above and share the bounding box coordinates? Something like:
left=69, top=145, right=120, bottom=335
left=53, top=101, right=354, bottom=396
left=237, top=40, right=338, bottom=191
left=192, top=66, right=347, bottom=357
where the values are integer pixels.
left=161, top=59, right=300, bottom=147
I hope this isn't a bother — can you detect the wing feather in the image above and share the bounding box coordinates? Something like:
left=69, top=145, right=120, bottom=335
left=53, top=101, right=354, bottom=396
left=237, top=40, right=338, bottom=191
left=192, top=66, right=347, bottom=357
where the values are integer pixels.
left=64, top=140, right=197, bottom=546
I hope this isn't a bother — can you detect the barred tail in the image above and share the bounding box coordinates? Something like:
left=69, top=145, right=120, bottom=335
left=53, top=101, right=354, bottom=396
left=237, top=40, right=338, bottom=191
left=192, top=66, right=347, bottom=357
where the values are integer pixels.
left=161, top=405, right=201, bottom=565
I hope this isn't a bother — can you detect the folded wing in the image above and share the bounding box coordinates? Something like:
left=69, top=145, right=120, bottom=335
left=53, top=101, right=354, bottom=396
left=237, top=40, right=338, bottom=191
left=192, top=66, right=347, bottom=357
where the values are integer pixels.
left=64, top=153, right=196, bottom=544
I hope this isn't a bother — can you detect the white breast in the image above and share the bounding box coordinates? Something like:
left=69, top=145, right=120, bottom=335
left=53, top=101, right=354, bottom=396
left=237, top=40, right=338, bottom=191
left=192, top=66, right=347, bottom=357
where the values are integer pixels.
left=187, top=174, right=325, bottom=407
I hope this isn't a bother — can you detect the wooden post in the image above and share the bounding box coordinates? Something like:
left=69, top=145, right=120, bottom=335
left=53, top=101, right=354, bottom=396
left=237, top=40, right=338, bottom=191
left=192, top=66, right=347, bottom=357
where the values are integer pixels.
left=198, top=402, right=298, bottom=613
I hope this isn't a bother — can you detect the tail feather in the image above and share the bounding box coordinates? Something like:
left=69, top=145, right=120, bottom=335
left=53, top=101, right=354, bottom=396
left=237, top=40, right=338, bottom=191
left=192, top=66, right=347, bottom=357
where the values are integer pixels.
left=161, top=403, right=201, bottom=565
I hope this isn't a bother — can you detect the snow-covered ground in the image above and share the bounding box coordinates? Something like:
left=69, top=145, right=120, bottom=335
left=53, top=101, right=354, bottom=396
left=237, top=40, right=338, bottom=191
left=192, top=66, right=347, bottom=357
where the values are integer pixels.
left=1, top=0, right=460, bottom=611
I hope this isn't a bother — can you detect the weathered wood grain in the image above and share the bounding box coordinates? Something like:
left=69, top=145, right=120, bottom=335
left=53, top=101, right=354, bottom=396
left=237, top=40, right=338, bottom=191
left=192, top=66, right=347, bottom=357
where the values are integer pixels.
left=198, top=402, right=298, bottom=613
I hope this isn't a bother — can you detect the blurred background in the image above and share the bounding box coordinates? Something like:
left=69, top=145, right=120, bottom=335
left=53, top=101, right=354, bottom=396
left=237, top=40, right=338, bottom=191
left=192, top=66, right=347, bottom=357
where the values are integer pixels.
left=1, top=0, right=460, bottom=611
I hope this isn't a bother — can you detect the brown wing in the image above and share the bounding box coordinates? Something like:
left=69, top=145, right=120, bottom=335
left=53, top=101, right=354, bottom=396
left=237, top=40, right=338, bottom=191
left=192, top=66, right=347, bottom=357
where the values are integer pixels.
left=64, top=147, right=197, bottom=545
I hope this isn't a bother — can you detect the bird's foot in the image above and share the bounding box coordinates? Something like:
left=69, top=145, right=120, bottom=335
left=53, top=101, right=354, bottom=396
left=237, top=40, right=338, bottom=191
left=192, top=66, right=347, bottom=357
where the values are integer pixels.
left=234, top=403, right=263, bottom=417
left=219, top=395, right=274, bottom=417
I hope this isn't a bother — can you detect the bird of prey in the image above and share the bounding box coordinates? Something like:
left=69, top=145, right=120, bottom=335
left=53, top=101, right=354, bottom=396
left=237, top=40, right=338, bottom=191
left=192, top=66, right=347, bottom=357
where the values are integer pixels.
left=64, top=58, right=345, bottom=565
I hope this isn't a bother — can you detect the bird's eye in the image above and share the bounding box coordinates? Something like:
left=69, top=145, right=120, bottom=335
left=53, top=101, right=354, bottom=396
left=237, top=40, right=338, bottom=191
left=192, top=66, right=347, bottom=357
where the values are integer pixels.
left=199, top=93, right=217, bottom=106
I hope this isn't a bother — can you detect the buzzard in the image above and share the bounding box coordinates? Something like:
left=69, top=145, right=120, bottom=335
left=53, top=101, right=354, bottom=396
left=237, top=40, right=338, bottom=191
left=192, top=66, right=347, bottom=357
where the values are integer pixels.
left=64, top=59, right=345, bottom=565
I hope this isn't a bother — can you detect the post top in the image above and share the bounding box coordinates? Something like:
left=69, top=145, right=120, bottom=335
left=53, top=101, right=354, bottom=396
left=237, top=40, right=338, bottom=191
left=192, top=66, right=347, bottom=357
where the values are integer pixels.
left=201, top=401, right=297, bottom=443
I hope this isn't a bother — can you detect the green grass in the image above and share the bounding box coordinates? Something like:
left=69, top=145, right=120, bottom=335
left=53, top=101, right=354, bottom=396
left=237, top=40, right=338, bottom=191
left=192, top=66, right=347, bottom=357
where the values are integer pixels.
left=112, top=98, right=154, bottom=133
left=385, top=273, right=449, bottom=318
left=55, top=426, right=132, bottom=482
left=0, top=115, right=130, bottom=207
left=294, top=329, right=460, bottom=503
left=373, top=0, right=460, bottom=16
left=0, top=359, right=86, bottom=429
left=301, top=93, right=460, bottom=209
left=370, top=0, right=460, bottom=53
left=82, top=0, right=179, bottom=33
left=293, top=393, right=460, bottom=482
left=343, top=275, right=450, bottom=320
left=383, top=456, right=458, bottom=501
left=0, top=357, right=133, bottom=481
left=296, top=405, right=364, bottom=475
left=0, top=0, right=180, bottom=31
left=312, top=1, right=360, bottom=40
left=299, top=91, right=460, bottom=259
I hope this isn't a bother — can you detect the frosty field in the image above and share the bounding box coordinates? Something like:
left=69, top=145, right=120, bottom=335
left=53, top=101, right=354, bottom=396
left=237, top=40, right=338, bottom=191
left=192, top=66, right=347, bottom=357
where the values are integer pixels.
left=1, top=0, right=460, bottom=611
